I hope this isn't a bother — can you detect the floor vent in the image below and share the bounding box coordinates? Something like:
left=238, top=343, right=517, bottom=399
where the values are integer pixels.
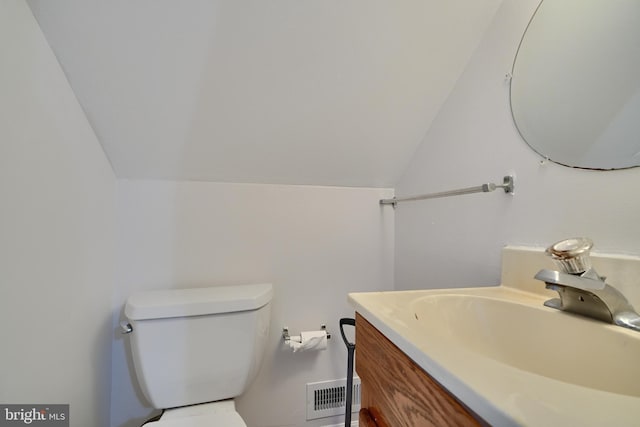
left=306, top=377, right=361, bottom=420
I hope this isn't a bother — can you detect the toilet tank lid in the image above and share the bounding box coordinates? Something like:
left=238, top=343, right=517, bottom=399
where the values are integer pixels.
left=125, top=283, right=273, bottom=320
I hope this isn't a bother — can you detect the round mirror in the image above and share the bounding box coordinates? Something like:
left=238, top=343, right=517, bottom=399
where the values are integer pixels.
left=510, top=0, right=640, bottom=170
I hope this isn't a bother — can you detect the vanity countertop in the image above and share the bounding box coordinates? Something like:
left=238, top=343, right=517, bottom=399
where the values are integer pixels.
left=349, top=247, right=640, bottom=427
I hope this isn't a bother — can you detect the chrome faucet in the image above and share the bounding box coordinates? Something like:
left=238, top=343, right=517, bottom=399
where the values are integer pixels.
left=535, top=238, right=640, bottom=332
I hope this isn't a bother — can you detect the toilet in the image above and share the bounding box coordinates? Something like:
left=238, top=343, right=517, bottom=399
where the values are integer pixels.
left=123, top=283, right=273, bottom=426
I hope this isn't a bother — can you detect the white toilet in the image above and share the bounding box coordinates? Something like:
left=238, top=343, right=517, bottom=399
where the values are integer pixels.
left=123, top=283, right=273, bottom=426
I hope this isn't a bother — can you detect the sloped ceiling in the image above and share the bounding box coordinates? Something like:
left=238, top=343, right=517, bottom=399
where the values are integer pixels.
left=27, top=0, right=502, bottom=187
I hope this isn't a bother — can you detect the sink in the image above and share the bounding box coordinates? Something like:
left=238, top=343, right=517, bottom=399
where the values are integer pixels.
left=349, top=247, right=640, bottom=426
left=410, top=294, right=640, bottom=397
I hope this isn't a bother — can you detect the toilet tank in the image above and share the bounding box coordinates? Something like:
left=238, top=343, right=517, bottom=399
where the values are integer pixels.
left=124, top=283, right=273, bottom=409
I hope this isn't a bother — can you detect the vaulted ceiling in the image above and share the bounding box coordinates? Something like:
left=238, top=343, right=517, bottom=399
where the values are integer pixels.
left=27, top=0, right=503, bottom=187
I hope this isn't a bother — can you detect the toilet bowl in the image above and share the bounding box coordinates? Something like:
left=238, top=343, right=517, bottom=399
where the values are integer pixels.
left=144, top=401, right=246, bottom=427
left=123, top=283, right=273, bottom=427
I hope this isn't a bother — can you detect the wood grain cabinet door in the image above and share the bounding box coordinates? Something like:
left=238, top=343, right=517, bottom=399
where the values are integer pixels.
left=360, top=407, right=390, bottom=427
left=359, top=408, right=378, bottom=427
left=355, top=313, right=483, bottom=427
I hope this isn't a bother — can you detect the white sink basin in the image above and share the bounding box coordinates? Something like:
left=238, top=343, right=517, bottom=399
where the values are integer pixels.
left=410, top=294, right=640, bottom=397
left=349, top=247, right=640, bottom=426
left=349, top=284, right=640, bottom=426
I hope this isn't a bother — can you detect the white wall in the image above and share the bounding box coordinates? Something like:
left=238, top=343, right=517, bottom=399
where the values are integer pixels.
left=111, top=181, right=394, bottom=427
left=0, top=1, right=116, bottom=426
left=394, top=0, right=640, bottom=291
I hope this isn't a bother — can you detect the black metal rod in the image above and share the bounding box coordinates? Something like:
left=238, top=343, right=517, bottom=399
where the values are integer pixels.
left=339, top=318, right=356, bottom=427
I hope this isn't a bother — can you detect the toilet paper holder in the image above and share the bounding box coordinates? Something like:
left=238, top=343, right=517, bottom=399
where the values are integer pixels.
left=282, top=324, right=331, bottom=343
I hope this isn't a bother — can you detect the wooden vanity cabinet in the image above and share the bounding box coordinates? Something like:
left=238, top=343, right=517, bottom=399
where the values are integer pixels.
left=355, top=313, right=484, bottom=427
left=359, top=407, right=389, bottom=427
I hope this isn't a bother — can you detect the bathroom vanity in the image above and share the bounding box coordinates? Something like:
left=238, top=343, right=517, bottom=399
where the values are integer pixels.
left=350, top=246, right=640, bottom=427
left=356, top=313, right=482, bottom=426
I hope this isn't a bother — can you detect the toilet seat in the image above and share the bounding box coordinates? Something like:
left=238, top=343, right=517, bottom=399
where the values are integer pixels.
left=144, top=401, right=247, bottom=427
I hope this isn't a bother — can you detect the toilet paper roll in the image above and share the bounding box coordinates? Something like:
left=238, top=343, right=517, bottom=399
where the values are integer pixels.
left=288, top=330, right=328, bottom=352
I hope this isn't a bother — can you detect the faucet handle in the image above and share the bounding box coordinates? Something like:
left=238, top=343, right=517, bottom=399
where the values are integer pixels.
left=546, top=237, right=593, bottom=274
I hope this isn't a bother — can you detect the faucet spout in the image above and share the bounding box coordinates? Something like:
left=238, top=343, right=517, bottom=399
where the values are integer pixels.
left=613, top=312, right=640, bottom=332
left=536, top=268, right=640, bottom=332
